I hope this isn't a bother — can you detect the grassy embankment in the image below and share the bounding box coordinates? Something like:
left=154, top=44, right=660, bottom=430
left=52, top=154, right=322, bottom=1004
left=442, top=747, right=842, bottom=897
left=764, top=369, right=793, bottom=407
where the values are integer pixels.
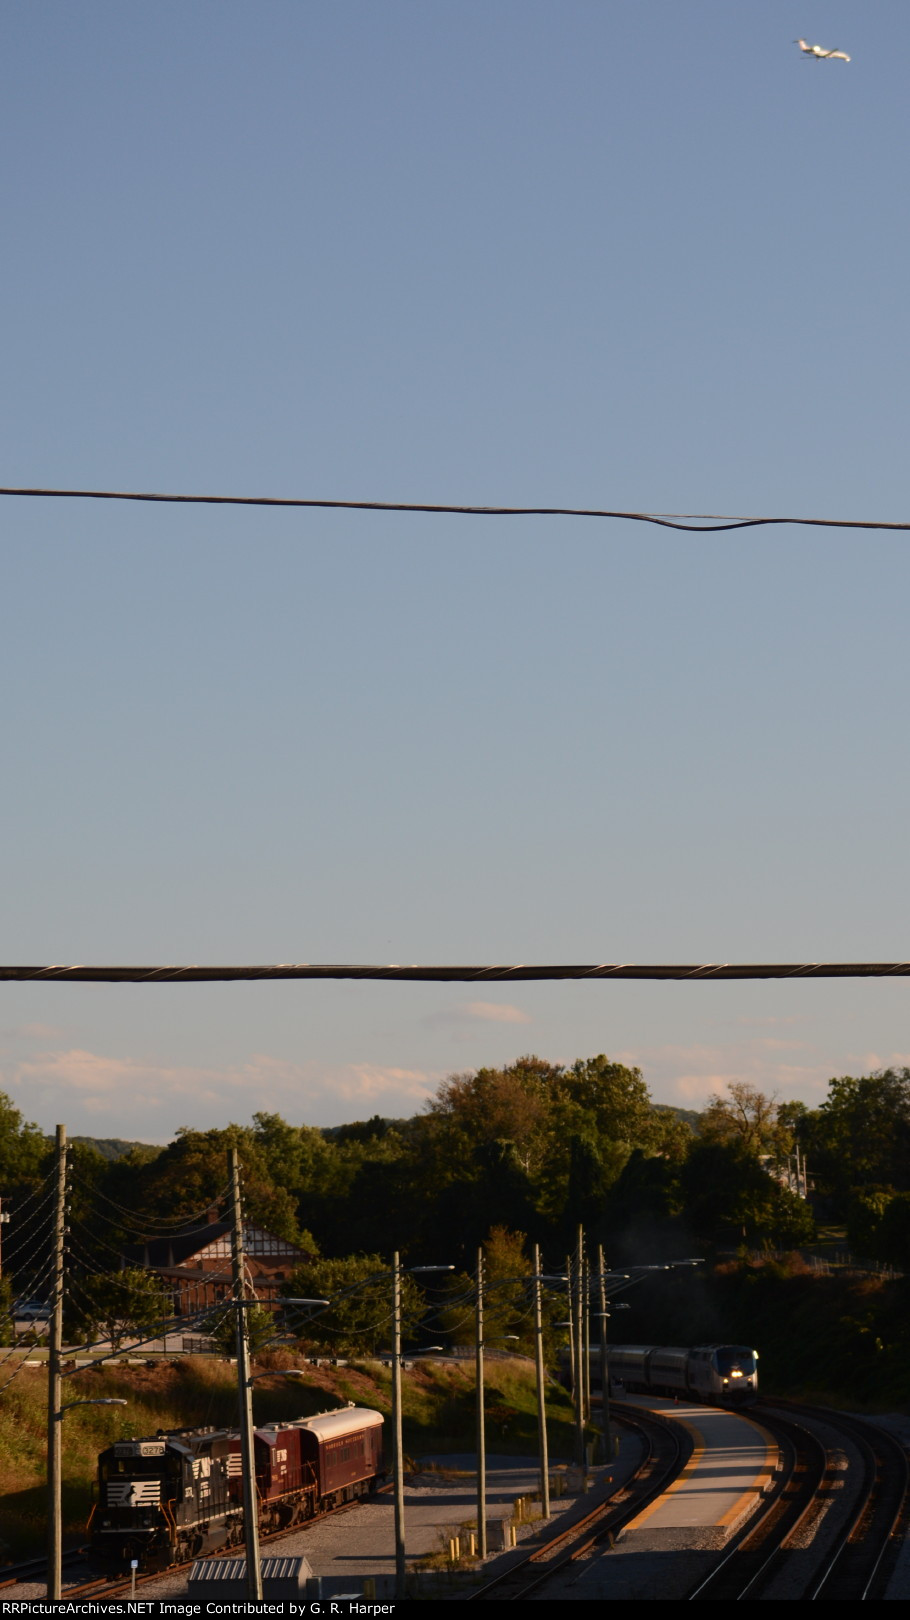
left=0, top=1351, right=576, bottom=1563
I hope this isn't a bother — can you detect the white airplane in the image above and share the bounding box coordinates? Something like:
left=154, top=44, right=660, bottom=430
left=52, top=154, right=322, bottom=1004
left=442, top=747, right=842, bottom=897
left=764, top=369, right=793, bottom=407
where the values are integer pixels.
left=795, top=38, right=850, bottom=62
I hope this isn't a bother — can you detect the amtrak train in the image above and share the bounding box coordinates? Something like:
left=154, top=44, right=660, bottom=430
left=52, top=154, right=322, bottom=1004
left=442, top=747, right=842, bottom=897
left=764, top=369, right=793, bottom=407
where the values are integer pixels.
left=607, top=1343, right=759, bottom=1404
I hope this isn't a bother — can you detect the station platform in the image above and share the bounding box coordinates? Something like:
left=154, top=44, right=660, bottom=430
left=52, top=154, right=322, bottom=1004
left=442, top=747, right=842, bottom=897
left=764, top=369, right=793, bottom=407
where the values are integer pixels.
left=617, top=1395, right=778, bottom=1549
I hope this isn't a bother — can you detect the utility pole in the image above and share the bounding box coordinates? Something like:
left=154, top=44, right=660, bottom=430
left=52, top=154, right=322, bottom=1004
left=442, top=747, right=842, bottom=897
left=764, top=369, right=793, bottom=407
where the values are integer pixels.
left=475, top=1247, right=486, bottom=1557
left=565, top=1253, right=576, bottom=1400
left=582, top=1249, right=592, bottom=1429
left=0, top=1196, right=9, bottom=1276
left=229, top=1148, right=262, bottom=1604
left=532, top=1244, right=550, bottom=1520
left=574, top=1227, right=585, bottom=1467
left=597, top=1243, right=611, bottom=1463
left=46, top=1124, right=67, bottom=1601
left=391, top=1251, right=406, bottom=1599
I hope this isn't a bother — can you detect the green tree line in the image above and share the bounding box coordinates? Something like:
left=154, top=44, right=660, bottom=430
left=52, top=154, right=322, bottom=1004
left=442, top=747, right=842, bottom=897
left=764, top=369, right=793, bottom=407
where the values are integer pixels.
left=2, top=1059, right=910, bottom=1332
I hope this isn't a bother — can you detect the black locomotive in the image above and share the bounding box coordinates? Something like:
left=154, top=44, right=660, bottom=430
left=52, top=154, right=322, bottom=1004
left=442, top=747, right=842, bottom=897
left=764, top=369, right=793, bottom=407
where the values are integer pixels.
left=90, top=1404, right=384, bottom=1569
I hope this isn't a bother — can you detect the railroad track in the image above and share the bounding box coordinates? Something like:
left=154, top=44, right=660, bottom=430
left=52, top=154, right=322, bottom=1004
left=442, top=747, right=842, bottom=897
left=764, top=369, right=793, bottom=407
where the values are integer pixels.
left=0, top=1547, right=88, bottom=1592
left=687, top=1400, right=910, bottom=1602
left=467, top=1404, right=691, bottom=1601
left=780, top=1402, right=909, bottom=1602
left=1, top=1491, right=375, bottom=1600
left=686, top=1406, right=827, bottom=1601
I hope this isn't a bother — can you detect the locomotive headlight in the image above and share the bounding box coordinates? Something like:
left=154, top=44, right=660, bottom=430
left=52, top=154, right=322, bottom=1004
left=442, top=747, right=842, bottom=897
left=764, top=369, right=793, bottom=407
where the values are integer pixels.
left=730, top=1370, right=743, bottom=1378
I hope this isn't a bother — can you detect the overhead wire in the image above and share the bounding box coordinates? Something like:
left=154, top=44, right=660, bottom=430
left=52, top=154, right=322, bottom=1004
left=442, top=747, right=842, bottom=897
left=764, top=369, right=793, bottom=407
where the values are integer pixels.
left=3, top=960, right=910, bottom=982
left=70, top=1173, right=232, bottom=1231
left=0, top=484, right=909, bottom=534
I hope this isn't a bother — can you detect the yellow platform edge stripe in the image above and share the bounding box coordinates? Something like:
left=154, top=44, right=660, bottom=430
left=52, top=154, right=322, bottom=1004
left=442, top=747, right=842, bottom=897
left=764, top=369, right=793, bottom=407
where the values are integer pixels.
left=620, top=1408, right=779, bottom=1535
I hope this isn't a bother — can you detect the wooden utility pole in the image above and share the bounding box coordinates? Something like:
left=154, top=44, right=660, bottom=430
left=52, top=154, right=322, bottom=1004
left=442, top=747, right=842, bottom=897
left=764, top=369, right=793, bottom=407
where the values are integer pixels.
left=574, top=1227, right=585, bottom=1466
left=391, top=1251, right=406, bottom=1598
left=582, top=1250, right=592, bottom=1428
left=532, top=1243, right=550, bottom=1520
left=565, top=1252, right=576, bottom=1399
left=597, top=1243, right=611, bottom=1463
left=0, top=1196, right=9, bottom=1276
left=475, top=1247, right=486, bottom=1557
left=229, top=1149, right=262, bottom=1603
left=46, top=1124, right=67, bottom=1601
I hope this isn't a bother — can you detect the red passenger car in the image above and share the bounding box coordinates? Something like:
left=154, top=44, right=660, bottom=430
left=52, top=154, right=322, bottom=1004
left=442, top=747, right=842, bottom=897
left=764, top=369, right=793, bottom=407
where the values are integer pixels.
left=296, top=1406, right=385, bottom=1503
left=92, top=1404, right=385, bottom=1569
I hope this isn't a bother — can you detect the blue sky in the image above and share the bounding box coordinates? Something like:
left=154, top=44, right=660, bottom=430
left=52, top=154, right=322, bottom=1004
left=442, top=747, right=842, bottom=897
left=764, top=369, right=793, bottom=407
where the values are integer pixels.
left=2, top=3, right=908, bottom=1139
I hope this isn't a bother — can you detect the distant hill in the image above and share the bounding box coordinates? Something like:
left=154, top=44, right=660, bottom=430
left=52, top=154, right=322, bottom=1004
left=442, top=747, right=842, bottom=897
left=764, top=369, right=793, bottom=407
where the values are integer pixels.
left=652, top=1103, right=702, bottom=1131
left=321, top=1115, right=411, bottom=1143
left=70, top=1136, right=164, bottom=1162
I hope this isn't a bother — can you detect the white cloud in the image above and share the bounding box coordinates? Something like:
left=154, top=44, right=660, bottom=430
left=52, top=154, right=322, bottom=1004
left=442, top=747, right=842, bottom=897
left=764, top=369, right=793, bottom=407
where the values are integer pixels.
left=421, top=1000, right=531, bottom=1029
left=0, top=1022, right=68, bottom=1041
left=614, top=1038, right=836, bottom=1108
left=1, top=1046, right=442, bottom=1135
left=463, top=1001, right=532, bottom=1024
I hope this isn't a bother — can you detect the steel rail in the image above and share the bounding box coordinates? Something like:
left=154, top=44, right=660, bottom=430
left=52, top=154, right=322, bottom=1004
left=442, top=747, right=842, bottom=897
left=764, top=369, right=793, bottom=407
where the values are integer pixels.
left=780, top=1402, right=910, bottom=1602
left=8, top=1488, right=373, bottom=1601
left=468, top=1405, right=688, bottom=1601
left=686, top=1408, right=827, bottom=1602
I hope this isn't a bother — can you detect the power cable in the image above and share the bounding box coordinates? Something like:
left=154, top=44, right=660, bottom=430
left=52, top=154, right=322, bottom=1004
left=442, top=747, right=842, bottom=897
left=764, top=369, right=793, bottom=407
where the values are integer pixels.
left=3, top=960, right=910, bottom=982
left=72, top=1184, right=231, bottom=1231
left=0, top=484, right=909, bottom=534
left=72, top=1175, right=232, bottom=1231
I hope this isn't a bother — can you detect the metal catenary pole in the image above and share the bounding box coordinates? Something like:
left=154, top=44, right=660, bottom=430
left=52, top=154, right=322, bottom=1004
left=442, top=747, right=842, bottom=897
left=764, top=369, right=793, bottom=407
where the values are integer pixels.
left=228, top=1148, right=263, bottom=1603
left=475, top=1247, right=486, bottom=1557
left=391, top=1251, right=406, bottom=1598
left=46, top=1124, right=67, bottom=1601
left=532, top=1244, right=550, bottom=1520
left=597, top=1244, right=611, bottom=1462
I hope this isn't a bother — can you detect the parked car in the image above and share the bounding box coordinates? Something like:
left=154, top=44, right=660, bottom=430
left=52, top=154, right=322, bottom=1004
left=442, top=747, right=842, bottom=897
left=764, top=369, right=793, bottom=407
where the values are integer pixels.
left=13, top=1300, right=52, bottom=1321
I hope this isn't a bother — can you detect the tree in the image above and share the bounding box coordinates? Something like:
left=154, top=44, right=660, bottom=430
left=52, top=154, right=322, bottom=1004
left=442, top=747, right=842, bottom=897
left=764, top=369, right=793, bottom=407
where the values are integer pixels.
left=699, top=1083, right=783, bottom=1156
left=66, top=1268, right=171, bottom=1352
left=281, top=1254, right=425, bottom=1356
left=203, top=1302, right=277, bottom=1357
left=437, top=1226, right=536, bottom=1352
left=427, top=1057, right=562, bottom=1178
left=604, top=1148, right=684, bottom=1256
left=117, top=1121, right=323, bottom=1245
left=556, top=1056, right=655, bottom=1151
left=810, top=1070, right=910, bottom=1204
left=0, top=1089, right=48, bottom=1192
left=648, top=1107, right=695, bottom=1163
left=876, top=1194, right=910, bottom=1269
left=680, top=1138, right=815, bottom=1248
left=846, top=1190, right=894, bottom=1258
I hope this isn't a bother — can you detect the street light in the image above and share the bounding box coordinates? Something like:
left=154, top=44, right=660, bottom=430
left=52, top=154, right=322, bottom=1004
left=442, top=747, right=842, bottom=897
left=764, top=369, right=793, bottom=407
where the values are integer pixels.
left=48, top=1398, right=128, bottom=1597
left=591, top=1300, right=630, bottom=1461
left=476, top=1324, right=521, bottom=1545
left=228, top=1295, right=331, bottom=1602
left=390, top=1259, right=453, bottom=1598
left=59, top=1398, right=129, bottom=1411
